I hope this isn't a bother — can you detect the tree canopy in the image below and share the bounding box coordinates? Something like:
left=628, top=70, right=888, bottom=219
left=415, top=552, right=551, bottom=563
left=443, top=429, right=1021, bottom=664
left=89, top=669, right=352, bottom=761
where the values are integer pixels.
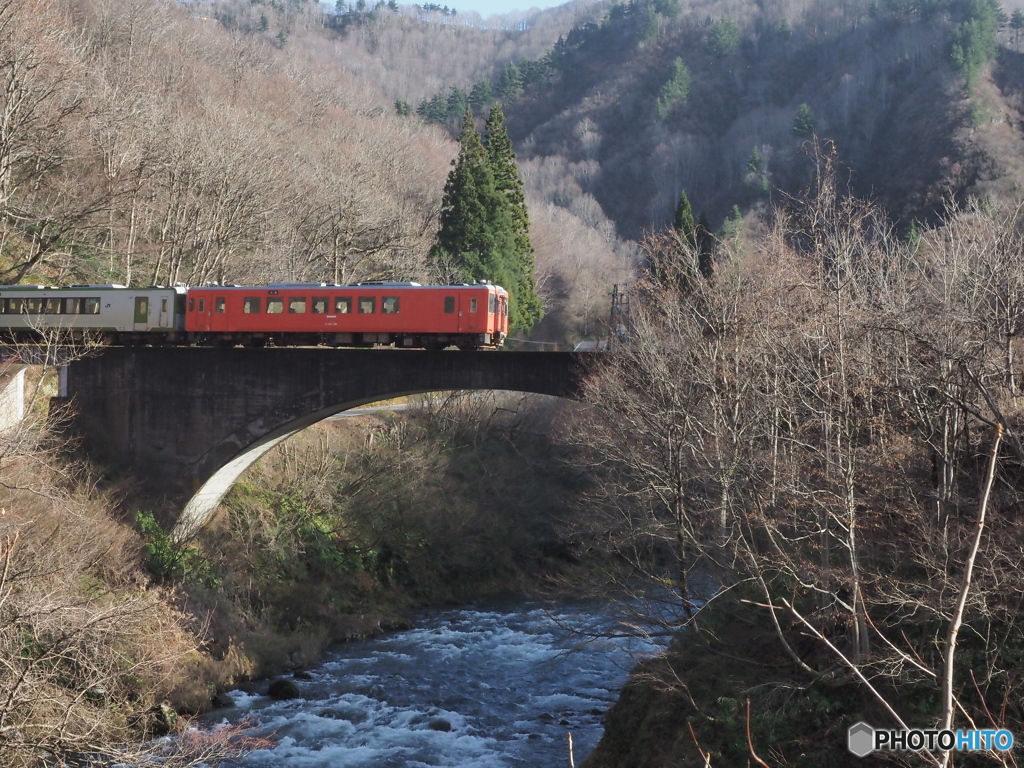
left=433, top=108, right=543, bottom=335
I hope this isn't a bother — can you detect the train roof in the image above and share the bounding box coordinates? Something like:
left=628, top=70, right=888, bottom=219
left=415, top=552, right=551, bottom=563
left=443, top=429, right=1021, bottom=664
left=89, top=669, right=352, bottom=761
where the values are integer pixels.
left=0, top=282, right=506, bottom=293
left=189, top=282, right=507, bottom=291
left=0, top=284, right=183, bottom=291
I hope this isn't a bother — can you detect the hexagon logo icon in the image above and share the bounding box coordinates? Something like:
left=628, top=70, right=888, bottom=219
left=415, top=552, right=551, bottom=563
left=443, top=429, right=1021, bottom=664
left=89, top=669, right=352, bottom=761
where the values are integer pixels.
left=848, top=722, right=875, bottom=757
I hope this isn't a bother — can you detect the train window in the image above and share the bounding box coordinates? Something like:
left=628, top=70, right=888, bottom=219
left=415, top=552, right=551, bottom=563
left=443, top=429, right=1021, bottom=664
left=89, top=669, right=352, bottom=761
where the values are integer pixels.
left=6, top=298, right=23, bottom=313
left=26, top=298, right=42, bottom=313
left=382, top=297, right=399, bottom=314
left=312, top=297, right=328, bottom=314
left=443, top=296, right=455, bottom=314
left=161, top=299, right=168, bottom=313
left=358, top=297, right=375, bottom=314
left=243, top=297, right=260, bottom=313
left=189, top=298, right=195, bottom=312
left=334, top=297, right=352, bottom=314
left=198, top=299, right=205, bottom=313
left=215, top=297, right=226, bottom=313
left=44, top=298, right=61, bottom=314
left=470, top=298, right=478, bottom=313
left=85, top=298, right=100, bottom=314
left=289, top=297, right=307, bottom=314
left=267, top=298, right=283, bottom=314
left=134, top=297, right=149, bottom=324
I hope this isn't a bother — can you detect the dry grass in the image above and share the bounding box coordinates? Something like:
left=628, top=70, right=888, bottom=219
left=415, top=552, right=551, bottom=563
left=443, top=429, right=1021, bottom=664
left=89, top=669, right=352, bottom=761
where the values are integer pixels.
left=0, top=384, right=261, bottom=766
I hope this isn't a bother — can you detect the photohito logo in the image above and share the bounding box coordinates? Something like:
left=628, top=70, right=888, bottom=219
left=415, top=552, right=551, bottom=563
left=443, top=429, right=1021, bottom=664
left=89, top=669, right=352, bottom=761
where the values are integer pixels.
left=848, top=722, right=1014, bottom=756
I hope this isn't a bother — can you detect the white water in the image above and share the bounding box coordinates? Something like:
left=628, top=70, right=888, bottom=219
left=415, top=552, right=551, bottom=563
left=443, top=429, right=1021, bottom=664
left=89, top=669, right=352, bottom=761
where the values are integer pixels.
left=209, top=601, right=663, bottom=767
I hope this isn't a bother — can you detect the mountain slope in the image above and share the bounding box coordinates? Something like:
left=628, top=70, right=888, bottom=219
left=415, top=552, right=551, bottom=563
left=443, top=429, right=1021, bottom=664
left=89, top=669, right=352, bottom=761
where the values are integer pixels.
left=499, top=0, right=1023, bottom=237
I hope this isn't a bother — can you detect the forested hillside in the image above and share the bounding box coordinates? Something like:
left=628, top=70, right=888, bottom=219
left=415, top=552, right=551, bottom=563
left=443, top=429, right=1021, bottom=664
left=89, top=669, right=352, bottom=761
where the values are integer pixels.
left=442, top=0, right=1024, bottom=237
left=0, top=0, right=463, bottom=292
left=209, top=0, right=1024, bottom=338
left=6, top=0, right=1024, bottom=343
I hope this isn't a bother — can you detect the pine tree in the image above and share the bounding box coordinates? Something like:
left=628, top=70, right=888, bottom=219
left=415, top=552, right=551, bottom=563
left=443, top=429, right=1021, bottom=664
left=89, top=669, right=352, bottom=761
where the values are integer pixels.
left=433, top=109, right=543, bottom=335
left=423, top=92, right=447, bottom=123
left=469, top=80, right=493, bottom=111
left=707, top=15, right=739, bottom=57
left=656, top=58, right=691, bottom=121
left=485, top=105, right=542, bottom=333
left=792, top=103, right=815, bottom=138
left=722, top=205, right=744, bottom=242
left=434, top=111, right=508, bottom=279
left=446, top=86, right=468, bottom=123
left=745, top=146, right=769, bottom=191
left=949, top=0, right=1000, bottom=91
left=673, top=189, right=697, bottom=247
left=497, top=63, right=523, bottom=101
left=640, top=6, right=659, bottom=41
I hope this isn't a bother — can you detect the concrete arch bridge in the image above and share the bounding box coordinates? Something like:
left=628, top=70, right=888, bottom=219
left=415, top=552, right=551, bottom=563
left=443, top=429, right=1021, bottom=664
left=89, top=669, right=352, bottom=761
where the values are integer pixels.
left=60, top=348, right=588, bottom=542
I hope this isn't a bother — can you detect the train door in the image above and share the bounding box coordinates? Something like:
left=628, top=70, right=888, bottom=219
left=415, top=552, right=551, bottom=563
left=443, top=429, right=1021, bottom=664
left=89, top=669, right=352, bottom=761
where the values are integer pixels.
left=157, top=295, right=171, bottom=328
left=466, top=295, right=481, bottom=332
left=133, top=296, right=150, bottom=332
left=210, top=295, right=228, bottom=332
left=188, top=295, right=212, bottom=331
left=442, top=294, right=460, bottom=332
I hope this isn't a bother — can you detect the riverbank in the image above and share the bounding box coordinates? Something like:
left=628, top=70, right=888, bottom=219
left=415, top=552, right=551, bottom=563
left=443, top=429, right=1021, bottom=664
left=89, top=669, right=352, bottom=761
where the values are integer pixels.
left=144, top=393, right=595, bottom=715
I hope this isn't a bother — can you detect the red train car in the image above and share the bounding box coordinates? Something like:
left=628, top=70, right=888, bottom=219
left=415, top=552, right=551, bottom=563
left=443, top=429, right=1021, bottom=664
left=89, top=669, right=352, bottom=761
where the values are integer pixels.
left=185, top=282, right=509, bottom=349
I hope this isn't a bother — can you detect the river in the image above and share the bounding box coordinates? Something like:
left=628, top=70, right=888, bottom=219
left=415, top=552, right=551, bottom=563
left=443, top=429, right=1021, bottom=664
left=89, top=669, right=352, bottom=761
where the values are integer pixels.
left=206, top=600, right=663, bottom=767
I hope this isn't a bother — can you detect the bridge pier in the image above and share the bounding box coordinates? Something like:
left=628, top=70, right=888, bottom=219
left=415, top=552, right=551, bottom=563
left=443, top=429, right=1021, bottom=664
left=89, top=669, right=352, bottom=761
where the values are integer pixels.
left=62, top=348, right=587, bottom=539
left=0, top=364, right=26, bottom=431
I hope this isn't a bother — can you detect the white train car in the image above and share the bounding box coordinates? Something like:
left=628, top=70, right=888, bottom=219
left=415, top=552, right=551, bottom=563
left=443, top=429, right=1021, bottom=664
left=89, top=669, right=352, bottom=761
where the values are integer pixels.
left=0, top=285, right=186, bottom=343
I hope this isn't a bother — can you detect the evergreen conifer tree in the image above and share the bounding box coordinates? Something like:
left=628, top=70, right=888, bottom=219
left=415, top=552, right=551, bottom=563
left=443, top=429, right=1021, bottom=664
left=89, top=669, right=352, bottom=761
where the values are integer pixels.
left=446, top=86, right=468, bottom=123
left=434, top=111, right=511, bottom=279
left=497, top=63, right=523, bottom=101
left=673, top=189, right=697, bottom=247
left=434, top=110, right=543, bottom=333
left=707, top=15, right=739, bottom=57
left=792, top=103, right=815, bottom=138
left=485, top=105, right=543, bottom=333
left=656, top=58, right=691, bottom=121
left=469, top=80, right=493, bottom=111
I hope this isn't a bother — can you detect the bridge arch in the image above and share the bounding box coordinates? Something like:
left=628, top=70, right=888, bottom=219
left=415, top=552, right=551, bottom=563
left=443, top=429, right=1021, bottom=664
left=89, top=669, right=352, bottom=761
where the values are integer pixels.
left=175, top=390, right=474, bottom=542
left=61, top=348, right=587, bottom=540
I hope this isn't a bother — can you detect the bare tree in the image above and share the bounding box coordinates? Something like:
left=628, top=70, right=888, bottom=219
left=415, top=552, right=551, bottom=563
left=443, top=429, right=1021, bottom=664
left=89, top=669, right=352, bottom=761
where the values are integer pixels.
left=575, top=153, right=1024, bottom=763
